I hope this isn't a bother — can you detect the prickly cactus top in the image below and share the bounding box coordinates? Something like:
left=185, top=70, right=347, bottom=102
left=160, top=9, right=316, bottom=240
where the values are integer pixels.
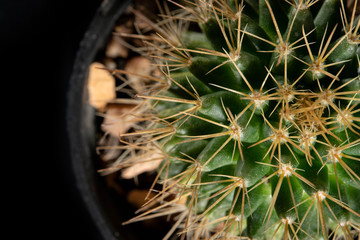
left=101, top=0, right=360, bottom=239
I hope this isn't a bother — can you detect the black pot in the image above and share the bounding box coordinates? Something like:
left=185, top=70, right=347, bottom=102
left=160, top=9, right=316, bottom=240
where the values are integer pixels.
left=63, top=0, right=168, bottom=239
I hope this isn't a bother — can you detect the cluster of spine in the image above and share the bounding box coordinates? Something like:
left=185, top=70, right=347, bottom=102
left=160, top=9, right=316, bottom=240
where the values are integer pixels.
left=101, top=0, right=360, bottom=239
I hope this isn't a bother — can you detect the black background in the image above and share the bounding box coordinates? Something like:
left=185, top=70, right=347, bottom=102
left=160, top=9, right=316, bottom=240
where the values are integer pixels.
left=2, top=0, right=106, bottom=239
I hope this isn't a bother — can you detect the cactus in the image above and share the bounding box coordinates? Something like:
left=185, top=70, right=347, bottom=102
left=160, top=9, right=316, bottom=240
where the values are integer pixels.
left=100, top=0, right=360, bottom=239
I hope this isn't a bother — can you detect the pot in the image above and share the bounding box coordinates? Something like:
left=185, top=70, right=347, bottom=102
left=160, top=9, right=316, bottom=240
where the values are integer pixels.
left=64, top=0, right=166, bottom=239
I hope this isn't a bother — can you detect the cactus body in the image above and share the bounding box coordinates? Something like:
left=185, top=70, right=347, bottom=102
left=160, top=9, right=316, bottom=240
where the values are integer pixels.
left=102, top=0, right=360, bottom=239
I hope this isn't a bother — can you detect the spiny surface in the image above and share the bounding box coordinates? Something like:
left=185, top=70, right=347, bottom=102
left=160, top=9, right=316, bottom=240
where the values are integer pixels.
left=100, top=0, right=360, bottom=239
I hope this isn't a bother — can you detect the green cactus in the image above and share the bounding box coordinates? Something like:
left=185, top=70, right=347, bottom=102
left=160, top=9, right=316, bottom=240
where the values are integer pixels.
left=101, top=0, right=360, bottom=239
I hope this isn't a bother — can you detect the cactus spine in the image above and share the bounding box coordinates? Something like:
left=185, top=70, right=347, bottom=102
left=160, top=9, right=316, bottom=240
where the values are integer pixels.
left=100, top=0, right=360, bottom=239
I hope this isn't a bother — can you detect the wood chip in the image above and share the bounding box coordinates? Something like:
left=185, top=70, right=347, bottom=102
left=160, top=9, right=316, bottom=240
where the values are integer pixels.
left=127, top=189, right=156, bottom=208
left=103, top=58, right=117, bottom=70
left=106, top=36, right=129, bottom=59
left=124, top=56, right=152, bottom=93
left=121, top=151, right=163, bottom=179
left=88, top=62, right=116, bottom=111
left=101, top=104, right=137, bottom=138
left=105, top=20, right=133, bottom=59
left=114, top=19, right=133, bottom=34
